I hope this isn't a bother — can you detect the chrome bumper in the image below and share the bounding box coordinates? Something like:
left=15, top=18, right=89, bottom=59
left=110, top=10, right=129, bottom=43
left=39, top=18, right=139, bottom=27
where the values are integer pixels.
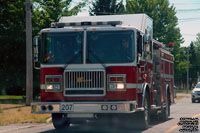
left=31, top=101, right=137, bottom=114
left=192, top=93, right=200, bottom=99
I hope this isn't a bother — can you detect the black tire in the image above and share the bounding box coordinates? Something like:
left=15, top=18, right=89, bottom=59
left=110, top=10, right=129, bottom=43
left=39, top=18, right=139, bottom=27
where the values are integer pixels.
left=137, top=93, right=150, bottom=129
left=52, top=113, right=70, bottom=129
left=192, top=99, right=195, bottom=103
left=160, top=93, right=170, bottom=121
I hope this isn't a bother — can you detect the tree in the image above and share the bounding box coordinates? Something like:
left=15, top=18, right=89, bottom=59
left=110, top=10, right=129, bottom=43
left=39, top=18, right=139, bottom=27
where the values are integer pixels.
left=89, top=0, right=125, bottom=15
left=194, top=33, right=200, bottom=47
left=0, top=0, right=26, bottom=95
left=32, top=0, right=86, bottom=35
left=193, top=33, right=200, bottom=81
left=125, top=0, right=183, bottom=47
left=189, top=42, right=197, bottom=86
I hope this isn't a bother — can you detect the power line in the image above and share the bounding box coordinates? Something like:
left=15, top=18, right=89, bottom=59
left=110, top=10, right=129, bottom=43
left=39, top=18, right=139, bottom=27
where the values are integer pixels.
left=172, top=3, right=200, bottom=5
left=179, top=17, right=200, bottom=20
left=177, top=8, right=200, bottom=12
left=179, top=17, right=200, bottom=23
left=182, top=34, right=197, bottom=36
left=179, top=19, right=200, bottom=23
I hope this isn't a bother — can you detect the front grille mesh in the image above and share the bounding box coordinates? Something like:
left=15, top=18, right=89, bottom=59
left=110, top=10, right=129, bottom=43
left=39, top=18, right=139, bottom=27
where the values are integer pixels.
left=64, top=71, right=105, bottom=96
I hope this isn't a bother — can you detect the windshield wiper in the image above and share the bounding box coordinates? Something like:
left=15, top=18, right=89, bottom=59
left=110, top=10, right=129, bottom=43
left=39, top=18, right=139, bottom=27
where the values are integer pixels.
left=88, top=50, right=112, bottom=72
left=59, top=50, right=82, bottom=73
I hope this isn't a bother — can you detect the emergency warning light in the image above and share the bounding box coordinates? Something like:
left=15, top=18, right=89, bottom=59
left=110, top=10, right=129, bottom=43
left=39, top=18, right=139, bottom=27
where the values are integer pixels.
left=51, top=21, right=122, bottom=28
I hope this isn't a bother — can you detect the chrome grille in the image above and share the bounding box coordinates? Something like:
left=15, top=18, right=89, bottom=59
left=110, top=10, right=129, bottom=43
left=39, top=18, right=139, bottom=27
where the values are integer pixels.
left=64, top=70, right=105, bottom=96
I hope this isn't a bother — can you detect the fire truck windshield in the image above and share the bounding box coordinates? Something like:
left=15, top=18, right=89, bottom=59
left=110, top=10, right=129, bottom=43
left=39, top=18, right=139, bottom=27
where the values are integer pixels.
left=41, top=32, right=83, bottom=64
left=86, top=30, right=135, bottom=63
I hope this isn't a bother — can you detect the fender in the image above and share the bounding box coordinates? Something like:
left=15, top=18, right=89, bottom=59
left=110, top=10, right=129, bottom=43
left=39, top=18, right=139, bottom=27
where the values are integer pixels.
left=165, top=84, right=169, bottom=97
left=142, top=82, right=150, bottom=107
left=165, top=84, right=171, bottom=105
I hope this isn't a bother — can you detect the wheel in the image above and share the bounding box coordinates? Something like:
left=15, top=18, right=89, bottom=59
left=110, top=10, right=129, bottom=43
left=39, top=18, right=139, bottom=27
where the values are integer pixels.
left=160, top=93, right=170, bottom=121
left=52, top=113, right=70, bottom=129
left=192, top=99, right=195, bottom=103
left=137, top=93, right=150, bottom=129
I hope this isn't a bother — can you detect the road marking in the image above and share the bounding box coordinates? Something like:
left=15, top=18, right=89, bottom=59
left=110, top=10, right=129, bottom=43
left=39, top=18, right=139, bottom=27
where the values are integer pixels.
left=165, top=125, right=178, bottom=133
left=192, top=113, right=200, bottom=118
left=165, top=113, right=200, bottom=133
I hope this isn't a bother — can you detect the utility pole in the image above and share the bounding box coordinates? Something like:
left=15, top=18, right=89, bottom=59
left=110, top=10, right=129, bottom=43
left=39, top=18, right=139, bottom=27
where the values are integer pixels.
left=26, top=0, right=33, bottom=106
left=187, top=48, right=189, bottom=91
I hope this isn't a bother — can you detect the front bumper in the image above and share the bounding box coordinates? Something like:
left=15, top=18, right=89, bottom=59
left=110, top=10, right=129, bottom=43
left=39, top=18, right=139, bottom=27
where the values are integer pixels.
left=31, top=101, right=137, bottom=114
left=192, top=93, right=200, bottom=100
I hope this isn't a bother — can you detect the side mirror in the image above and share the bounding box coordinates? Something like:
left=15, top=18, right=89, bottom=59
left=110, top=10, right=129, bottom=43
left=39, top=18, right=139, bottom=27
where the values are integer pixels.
left=33, top=36, right=40, bottom=69
left=138, top=35, right=143, bottom=55
left=137, top=55, right=141, bottom=68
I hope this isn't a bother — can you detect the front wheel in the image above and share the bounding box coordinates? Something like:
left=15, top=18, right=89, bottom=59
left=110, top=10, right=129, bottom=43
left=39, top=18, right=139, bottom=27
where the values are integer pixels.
left=192, top=98, right=195, bottom=103
left=137, top=93, right=150, bottom=129
left=52, top=113, right=70, bottom=129
left=160, top=93, right=170, bottom=121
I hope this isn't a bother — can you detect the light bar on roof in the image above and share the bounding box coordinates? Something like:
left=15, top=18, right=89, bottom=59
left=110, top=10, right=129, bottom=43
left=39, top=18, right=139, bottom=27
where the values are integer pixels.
left=51, top=21, right=122, bottom=28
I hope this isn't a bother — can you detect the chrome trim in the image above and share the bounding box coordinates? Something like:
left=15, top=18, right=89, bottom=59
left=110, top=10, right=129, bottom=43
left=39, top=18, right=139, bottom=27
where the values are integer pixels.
left=45, top=75, right=62, bottom=92
left=136, top=107, right=144, bottom=111
left=64, top=69, right=106, bottom=97
left=161, top=73, right=173, bottom=79
left=83, top=30, right=87, bottom=64
left=107, top=74, right=126, bottom=91
left=40, top=84, right=45, bottom=90
left=126, top=83, right=142, bottom=89
left=161, top=56, right=174, bottom=64
left=31, top=101, right=137, bottom=114
left=67, top=113, right=94, bottom=118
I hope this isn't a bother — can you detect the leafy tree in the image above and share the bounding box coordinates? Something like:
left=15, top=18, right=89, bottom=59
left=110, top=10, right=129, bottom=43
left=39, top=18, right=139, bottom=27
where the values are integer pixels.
left=32, top=0, right=86, bottom=35
left=125, top=0, right=183, bottom=47
left=189, top=42, right=197, bottom=86
left=194, top=33, right=200, bottom=47
left=0, top=0, right=26, bottom=95
left=193, top=33, right=200, bottom=81
left=174, top=47, right=187, bottom=83
left=89, top=0, right=125, bottom=15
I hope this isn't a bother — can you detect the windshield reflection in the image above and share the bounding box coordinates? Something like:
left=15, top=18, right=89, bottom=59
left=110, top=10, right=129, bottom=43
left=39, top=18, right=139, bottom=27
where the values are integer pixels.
left=42, top=32, right=83, bottom=64
left=86, top=30, right=135, bottom=63
left=41, top=30, right=135, bottom=64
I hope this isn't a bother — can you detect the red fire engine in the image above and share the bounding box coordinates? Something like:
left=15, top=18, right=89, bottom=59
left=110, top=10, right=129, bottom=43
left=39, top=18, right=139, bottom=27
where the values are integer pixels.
left=32, top=14, right=174, bottom=129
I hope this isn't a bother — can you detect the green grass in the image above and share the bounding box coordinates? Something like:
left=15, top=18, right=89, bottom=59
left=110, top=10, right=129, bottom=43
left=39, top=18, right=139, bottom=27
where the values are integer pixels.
left=176, top=89, right=192, bottom=94
left=0, top=95, right=24, bottom=100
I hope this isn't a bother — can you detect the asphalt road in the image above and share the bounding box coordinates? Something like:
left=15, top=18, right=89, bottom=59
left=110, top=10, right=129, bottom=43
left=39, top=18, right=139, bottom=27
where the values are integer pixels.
left=1, top=93, right=200, bottom=133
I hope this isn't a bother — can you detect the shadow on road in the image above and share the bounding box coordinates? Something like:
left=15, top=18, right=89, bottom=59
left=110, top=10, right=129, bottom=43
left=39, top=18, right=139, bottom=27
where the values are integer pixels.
left=41, top=118, right=174, bottom=133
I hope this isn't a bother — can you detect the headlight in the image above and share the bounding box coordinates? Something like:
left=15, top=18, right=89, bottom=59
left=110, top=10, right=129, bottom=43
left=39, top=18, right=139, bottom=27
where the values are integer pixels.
left=46, top=84, right=54, bottom=90
left=108, top=74, right=126, bottom=91
left=117, top=83, right=125, bottom=89
left=46, top=84, right=61, bottom=91
left=192, top=90, right=196, bottom=94
left=45, top=75, right=62, bottom=92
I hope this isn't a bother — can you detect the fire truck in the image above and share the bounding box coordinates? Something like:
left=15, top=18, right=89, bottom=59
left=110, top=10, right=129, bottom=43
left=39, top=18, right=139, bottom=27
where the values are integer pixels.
left=32, top=14, right=174, bottom=129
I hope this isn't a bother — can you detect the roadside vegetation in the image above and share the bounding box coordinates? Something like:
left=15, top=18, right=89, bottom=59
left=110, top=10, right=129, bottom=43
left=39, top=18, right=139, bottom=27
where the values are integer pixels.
left=0, top=104, right=50, bottom=126
left=176, top=90, right=192, bottom=94
left=0, top=95, right=24, bottom=100
left=0, top=96, right=49, bottom=126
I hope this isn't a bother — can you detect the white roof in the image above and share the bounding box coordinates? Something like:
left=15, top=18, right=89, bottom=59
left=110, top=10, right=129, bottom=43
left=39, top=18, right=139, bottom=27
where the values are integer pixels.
left=59, top=14, right=153, bottom=34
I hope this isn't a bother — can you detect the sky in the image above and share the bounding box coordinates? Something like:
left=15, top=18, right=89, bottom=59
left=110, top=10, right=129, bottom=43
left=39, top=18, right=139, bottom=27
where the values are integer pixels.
left=169, top=0, right=200, bottom=47
left=75, top=0, right=200, bottom=47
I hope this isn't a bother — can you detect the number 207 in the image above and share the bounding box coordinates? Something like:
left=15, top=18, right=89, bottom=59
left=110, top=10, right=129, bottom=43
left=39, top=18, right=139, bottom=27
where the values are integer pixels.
left=61, top=104, right=73, bottom=111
